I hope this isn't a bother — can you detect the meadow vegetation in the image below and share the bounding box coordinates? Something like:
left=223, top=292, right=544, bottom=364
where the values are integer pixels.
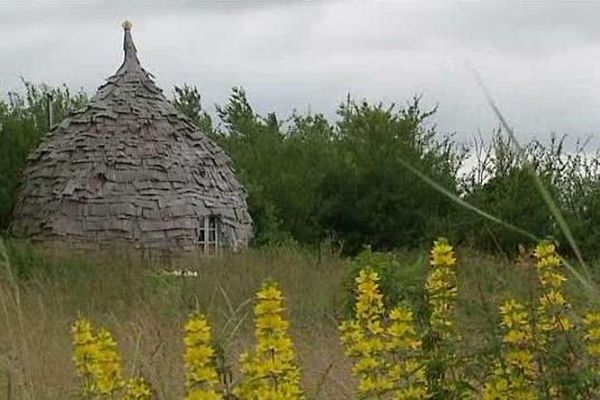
left=2, top=237, right=600, bottom=399
left=1, top=241, right=350, bottom=399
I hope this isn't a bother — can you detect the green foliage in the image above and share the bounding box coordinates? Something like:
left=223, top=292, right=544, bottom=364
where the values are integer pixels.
left=172, top=84, right=213, bottom=134
left=213, top=88, right=341, bottom=246
left=325, top=98, right=465, bottom=253
left=550, top=144, right=600, bottom=260
left=214, top=90, right=464, bottom=251
left=461, top=134, right=556, bottom=253
left=215, top=87, right=295, bottom=245
left=461, top=132, right=600, bottom=258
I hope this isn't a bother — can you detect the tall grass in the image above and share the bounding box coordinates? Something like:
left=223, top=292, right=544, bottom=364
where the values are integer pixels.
left=0, top=241, right=351, bottom=399
left=1, top=239, right=598, bottom=399
left=0, top=237, right=34, bottom=398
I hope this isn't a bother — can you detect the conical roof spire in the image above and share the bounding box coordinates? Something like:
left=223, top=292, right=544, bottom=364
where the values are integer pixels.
left=118, top=20, right=142, bottom=74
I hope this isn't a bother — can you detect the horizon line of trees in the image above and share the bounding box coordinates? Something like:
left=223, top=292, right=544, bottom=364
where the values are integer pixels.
left=2, top=81, right=600, bottom=258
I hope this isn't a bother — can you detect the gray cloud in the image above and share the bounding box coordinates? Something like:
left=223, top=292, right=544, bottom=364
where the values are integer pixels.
left=1, top=1, right=600, bottom=147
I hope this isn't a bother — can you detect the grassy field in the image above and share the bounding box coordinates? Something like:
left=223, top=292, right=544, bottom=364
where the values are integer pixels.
left=0, top=240, right=595, bottom=399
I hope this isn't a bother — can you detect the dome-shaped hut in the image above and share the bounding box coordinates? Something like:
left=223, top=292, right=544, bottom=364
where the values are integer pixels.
left=11, top=22, right=253, bottom=253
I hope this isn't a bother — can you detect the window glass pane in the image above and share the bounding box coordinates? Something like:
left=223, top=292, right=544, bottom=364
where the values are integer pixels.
left=199, top=229, right=205, bottom=242
left=209, top=217, right=216, bottom=229
left=209, top=230, right=215, bottom=241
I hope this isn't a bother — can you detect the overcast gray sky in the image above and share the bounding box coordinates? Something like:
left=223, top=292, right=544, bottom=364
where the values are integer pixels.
left=2, top=1, right=600, bottom=146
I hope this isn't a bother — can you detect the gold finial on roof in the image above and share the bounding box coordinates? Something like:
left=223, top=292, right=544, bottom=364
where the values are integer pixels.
left=122, top=20, right=132, bottom=30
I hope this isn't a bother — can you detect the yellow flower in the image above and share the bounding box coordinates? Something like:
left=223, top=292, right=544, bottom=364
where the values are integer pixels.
left=499, top=299, right=529, bottom=330
left=539, top=289, right=566, bottom=308
left=483, top=377, right=510, bottom=400
left=386, top=306, right=426, bottom=398
left=573, top=311, right=600, bottom=398
left=235, top=282, right=303, bottom=400
left=583, top=312, right=600, bottom=325
left=539, top=271, right=566, bottom=288
left=505, top=349, right=535, bottom=371
left=123, top=377, right=152, bottom=400
left=533, top=242, right=557, bottom=260
left=183, top=313, right=221, bottom=400
left=387, top=308, right=421, bottom=351
left=503, top=329, right=530, bottom=345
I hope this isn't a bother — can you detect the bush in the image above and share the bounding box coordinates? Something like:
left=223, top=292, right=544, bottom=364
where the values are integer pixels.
left=461, top=133, right=563, bottom=255
left=323, top=97, right=465, bottom=253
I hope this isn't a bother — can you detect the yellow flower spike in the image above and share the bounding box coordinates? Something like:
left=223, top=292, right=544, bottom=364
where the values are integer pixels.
left=235, top=281, right=303, bottom=400
left=484, top=298, right=537, bottom=400
left=426, top=238, right=458, bottom=340
left=385, top=305, right=426, bottom=398
left=583, top=312, right=600, bottom=360
left=583, top=312, right=600, bottom=325
left=584, top=312, right=600, bottom=389
left=355, top=269, right=385, bottom=324
left=341, top=268, right=426, bottom=399
left=486, top=242, right=576, bottom=398
left=93, top=328, right=123, bottom=395
left=72, top=318, right=97, bottom=395
left=533, top=241, right=573, bottom=351
left=183, top=313, right=221, bottom=400
left=533, top=242, right=556, bottom=259
left=387, top=307, right=420, bottom=352
left=341, top=268, right=392, bottom=397
left=499, top=299, right=529, bottom=330
left=71, top=318, right=123, bottom=397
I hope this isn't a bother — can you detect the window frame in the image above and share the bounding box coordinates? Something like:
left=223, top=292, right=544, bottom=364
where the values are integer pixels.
left=197, top=215, right=219, bottom=255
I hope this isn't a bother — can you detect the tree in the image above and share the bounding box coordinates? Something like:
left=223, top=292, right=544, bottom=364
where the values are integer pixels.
left=322, top=97, right=464, bottom=253
left=172, top=84, right=213, bottom=134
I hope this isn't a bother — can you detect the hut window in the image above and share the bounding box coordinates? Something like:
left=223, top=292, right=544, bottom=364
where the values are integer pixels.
left=198, top=216, right=219, bottom=255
